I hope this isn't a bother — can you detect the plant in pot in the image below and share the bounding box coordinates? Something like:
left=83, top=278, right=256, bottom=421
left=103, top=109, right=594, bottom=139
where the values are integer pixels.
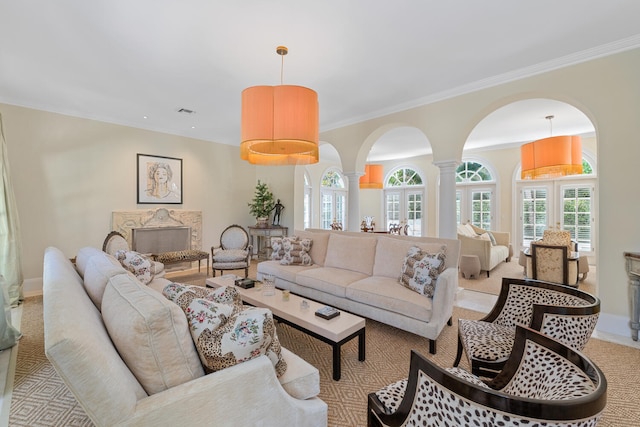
left=248, top=180, right=275, bottom=228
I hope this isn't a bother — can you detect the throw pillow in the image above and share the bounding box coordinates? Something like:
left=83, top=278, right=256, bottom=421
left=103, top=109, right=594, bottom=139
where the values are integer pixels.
left=486, top=231, right=497, bottom=246
left=184, top=298, right=287, bottom=377
left=400, top=246, right=446, bottom=298
left=163, top=282, right=243, bottom=313
left=280, top=237, right=313, bottom=266
left=270, top=237, right=286, bottom=260
left=114, top=250, right=153, bottom=285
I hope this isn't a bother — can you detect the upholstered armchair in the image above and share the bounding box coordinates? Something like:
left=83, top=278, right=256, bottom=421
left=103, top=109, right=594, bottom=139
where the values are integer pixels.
left=454, top=277, right=600, bottom=377
left=211, top=224, right=252, bottom=277
left=102, top=231, right=165, bottom=278
left=526, top=229, right=580, bottom=286
left=368, top=325, right=607, bottom=427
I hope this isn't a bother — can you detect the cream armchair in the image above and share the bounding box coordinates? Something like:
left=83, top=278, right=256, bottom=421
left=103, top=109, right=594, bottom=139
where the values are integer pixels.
left=457, top=223, right=510, bottom=277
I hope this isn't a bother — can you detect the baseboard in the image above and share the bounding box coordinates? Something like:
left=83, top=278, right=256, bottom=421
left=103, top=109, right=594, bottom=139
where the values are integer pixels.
left=594, top=312, right=640, bottom=349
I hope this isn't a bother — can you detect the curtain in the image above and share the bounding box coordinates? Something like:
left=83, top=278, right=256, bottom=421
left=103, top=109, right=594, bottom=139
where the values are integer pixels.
left=0, top=112, right=24, bottom=307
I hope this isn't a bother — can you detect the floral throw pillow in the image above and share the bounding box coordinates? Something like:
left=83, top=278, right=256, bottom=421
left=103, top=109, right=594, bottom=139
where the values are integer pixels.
left=115, top=250, right=153, bottom=285
left=399, top=246, right=446, bottom=298
left=163, top=282, right=243, bottom=313
left=184, top=298, right=287, bottom=377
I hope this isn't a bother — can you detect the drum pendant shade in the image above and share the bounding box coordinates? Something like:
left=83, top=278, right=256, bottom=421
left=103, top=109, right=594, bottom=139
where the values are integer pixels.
left=521, top=135, right=582, bottom=179
left=359, top=164, right=384, bottom=189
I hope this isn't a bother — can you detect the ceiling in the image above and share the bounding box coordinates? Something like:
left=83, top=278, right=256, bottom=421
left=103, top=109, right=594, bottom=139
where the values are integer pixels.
left=2, top=1, right=640, bottom=161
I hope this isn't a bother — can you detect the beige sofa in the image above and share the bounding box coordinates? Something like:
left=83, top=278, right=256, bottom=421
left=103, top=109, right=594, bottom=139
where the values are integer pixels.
left=456, top=223, right=510, bottom=277
left=43, top=246, right=327, bottom=427
left=257, top=229, right=460, bottom=354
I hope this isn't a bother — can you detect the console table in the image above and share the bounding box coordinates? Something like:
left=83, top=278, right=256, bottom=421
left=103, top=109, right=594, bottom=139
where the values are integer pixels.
left=624, top=251, right=640, bottom=341
left=248, top=226, right=288, bottom=259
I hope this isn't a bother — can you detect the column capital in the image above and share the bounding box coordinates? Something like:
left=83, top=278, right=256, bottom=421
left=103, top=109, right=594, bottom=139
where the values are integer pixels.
left=433, top=159, right=460, bottom=172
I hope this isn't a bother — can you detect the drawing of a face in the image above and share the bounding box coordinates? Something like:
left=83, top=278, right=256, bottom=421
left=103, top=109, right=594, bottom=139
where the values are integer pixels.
left=154, top=167, right=168, bottom=184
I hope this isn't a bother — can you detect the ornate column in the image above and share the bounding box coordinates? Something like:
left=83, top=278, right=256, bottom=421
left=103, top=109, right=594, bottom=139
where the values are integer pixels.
left=434, top=160, right=459, bottom=239
left=344, top=171, right=364, bottom=232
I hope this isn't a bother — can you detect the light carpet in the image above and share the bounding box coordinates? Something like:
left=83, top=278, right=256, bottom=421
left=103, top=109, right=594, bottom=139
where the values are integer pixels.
left=459, top=257, right=597, bottom=296
left=9, top=267, right=637, bottom=427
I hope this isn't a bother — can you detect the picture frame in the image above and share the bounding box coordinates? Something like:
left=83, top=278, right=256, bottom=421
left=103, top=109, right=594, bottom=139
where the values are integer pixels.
left=137, top=154, right=183, bottom=204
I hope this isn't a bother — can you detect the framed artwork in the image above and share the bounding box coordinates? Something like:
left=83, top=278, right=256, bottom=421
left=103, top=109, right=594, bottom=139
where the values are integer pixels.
left=137, top=154, right=183, bottom=204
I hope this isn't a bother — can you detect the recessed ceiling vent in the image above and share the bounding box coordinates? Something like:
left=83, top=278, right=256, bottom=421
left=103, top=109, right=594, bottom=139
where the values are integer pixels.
left=177, top=108, right=195, bottom=114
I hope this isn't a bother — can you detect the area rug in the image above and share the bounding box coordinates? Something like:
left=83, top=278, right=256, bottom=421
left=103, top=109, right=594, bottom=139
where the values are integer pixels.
left=9, top=270, right=637, bottom=427
left=459, top=257, right=597, bottom=296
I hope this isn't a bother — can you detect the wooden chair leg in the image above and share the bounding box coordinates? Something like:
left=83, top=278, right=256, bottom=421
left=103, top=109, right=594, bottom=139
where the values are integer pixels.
left=453, top=337, right=464, bottom=367
left=244, top=267, right=248, bottom=278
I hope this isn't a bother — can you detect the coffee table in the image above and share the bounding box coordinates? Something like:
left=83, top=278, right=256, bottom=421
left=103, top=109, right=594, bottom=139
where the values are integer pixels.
left=205, top=275, right=366, bottom=380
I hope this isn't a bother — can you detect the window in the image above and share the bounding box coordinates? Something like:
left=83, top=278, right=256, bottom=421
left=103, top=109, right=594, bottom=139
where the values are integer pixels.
left=521, top=187, right=548, bottom=247
left=456, top=161, right=497, bottom=230
left=384, top=167, right=424, bottom=236
left=320, top=170, right=347, bottom=229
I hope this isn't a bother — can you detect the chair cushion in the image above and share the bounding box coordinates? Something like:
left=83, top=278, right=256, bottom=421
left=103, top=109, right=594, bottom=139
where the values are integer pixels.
left=212, top=249, right=248, bottom=263
left=458, top=319, right=515, bottom=364
left=400, top=246, right=446, bottom=297
left=101, top=273, right=204, bottom=395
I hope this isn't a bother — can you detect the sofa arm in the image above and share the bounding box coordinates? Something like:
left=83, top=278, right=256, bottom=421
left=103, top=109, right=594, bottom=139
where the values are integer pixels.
left=118, top=355, right=327, bottom=427
left=490, top=230, right=510, bottom=247
left=430, top=267, right=458, bottom=331
left=458, top=234, right=492, bottom=264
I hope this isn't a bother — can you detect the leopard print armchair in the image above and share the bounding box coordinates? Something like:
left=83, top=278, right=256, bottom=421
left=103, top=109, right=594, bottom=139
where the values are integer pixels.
left=454, top=277, right=600, bottom=377
left=368, top=326, right=607, bottom=427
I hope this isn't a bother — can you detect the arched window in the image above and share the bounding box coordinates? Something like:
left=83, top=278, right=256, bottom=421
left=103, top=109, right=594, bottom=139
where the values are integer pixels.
left=384, top=166, right=425, bottom=236
left=320, top=170, right=347, bottom=229
left=456, top=160, right=497, bottom=230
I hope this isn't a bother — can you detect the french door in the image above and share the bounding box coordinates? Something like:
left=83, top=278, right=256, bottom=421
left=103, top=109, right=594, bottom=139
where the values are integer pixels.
left=457, top=185, right=496, bottom=230
left=384, top=189, right=424, bottom=236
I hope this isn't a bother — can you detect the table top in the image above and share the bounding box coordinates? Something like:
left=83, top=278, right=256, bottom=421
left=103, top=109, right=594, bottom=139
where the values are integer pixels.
left=205, top=275, right=365, bottom=343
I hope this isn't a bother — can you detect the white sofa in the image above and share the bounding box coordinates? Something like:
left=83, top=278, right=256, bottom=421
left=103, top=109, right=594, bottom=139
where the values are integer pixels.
left=43, top=246, right=327, bottom=427
left=456, top=223, right=510, bottom=277
left=257, top=229, right=460, bottom=354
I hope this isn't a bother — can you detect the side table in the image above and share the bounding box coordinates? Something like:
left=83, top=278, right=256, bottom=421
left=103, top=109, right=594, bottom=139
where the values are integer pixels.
left=248, top=226, right=288, bottom=259
left=624, top=251, right=640, bottom=341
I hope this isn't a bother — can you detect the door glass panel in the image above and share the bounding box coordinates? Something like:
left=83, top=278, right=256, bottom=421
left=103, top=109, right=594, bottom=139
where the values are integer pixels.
left=386, top=192, right=401, bottom=229
left=471, top=190, right=492, bottom=230
left=522, top=187, right=548, bottom=247
left=406, top=192, right=422, bottom=236
left=563, top=185, right=592, bottom=252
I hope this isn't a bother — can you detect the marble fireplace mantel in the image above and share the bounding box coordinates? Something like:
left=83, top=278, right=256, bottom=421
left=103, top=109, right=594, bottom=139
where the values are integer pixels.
left=111, top=208, right=203, bottom=250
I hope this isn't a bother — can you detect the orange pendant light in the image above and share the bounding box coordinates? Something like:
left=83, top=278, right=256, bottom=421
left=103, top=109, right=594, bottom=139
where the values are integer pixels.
left=521, top=115, right=583, bottom=180
left=359, top=164, right=384, bottom=189
left=241, top=46, right=319, bottom=165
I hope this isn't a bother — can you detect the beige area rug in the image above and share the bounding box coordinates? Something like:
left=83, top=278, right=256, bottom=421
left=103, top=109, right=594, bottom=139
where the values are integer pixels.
left=10, top=268, right=637, bottom=427
left=459, top=257, right=597, bottom=296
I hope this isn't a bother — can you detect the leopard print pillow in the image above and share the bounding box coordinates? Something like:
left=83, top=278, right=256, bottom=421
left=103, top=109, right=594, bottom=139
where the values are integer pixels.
left=400, top=246, right=446, bottom=297
left=163, top=282, right=243, bottom=313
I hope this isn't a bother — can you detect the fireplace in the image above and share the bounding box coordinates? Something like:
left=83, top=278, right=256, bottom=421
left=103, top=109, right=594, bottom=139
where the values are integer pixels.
left=132, top=226, right=191, bottom=254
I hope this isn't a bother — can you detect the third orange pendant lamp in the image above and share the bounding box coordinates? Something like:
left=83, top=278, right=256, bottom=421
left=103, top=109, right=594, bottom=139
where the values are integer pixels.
left=241, top=46, right=319, bottom=165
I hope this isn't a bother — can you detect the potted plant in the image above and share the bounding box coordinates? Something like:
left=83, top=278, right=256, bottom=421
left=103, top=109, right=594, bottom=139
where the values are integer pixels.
left=248, top=180, right=275, bottom=227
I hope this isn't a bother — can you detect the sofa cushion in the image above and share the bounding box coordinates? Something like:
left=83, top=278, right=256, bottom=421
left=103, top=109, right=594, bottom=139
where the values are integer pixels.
left=400, top=246, right=446, bottom=297
left=295, top=230, right=330, bottom=266
left=324, top=233, right=377, bottom=275
left=115, top=250, right=153, bottom=285
left=75, top=246, right=108, bottom=277
left=257, top=260, right=318, bottom=284
left=183, top=298, right=287, bottom=377
left=278, top=348, right=320, bottom=400
left=346, top=276, right=433, bottom=322
left=296, top=267, right=367, bottom=298
left=101, top=273, right=205, bottom=395
left=373, top=236, right=447, bottom=279
left=82, top=251, right=127, bottom=310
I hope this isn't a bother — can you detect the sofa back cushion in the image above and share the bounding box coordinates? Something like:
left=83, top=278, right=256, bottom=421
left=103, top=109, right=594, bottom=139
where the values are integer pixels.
left=82, top=251, right=127, bottom=310
left=373, top=236, right=447, bottom=279
left=101, top=273, right=204, bottom=395
left=294, top=230, right=330, bottom=266
left=75, top=246, right=107, bottom=277
left=324, top=233, right=377, bottom=275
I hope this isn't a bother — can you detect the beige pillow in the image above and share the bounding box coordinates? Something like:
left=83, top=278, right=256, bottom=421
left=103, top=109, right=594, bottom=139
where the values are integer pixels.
left=295, top=230, right=330, bottom=266
left=83, top=252, right=126, bottom=310
left=324, top=233, right=377, bottom=275
left=101, top=273, right=204, bottom=395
